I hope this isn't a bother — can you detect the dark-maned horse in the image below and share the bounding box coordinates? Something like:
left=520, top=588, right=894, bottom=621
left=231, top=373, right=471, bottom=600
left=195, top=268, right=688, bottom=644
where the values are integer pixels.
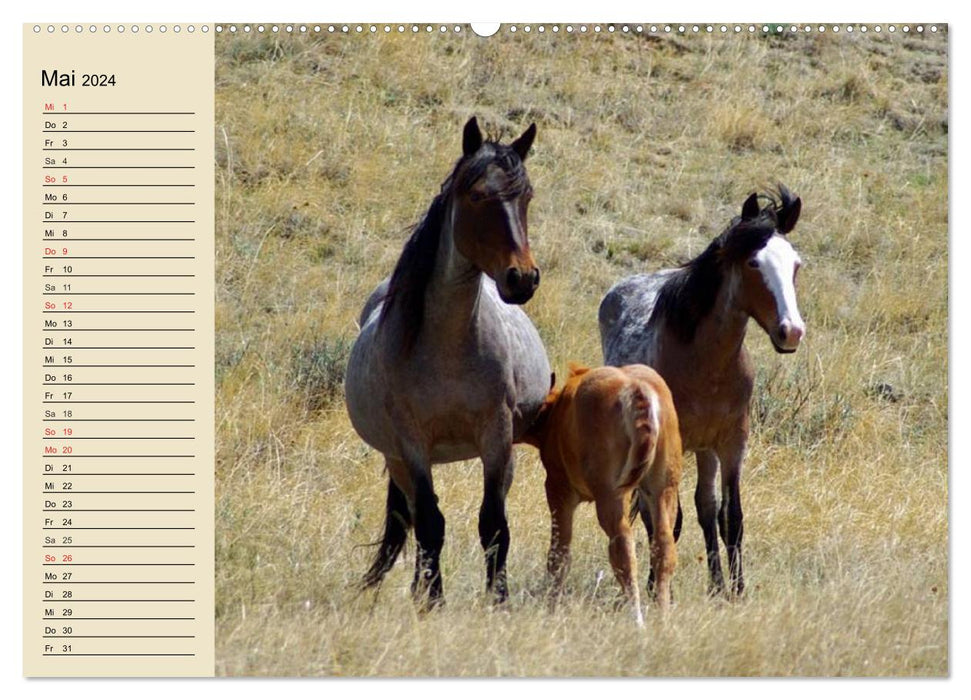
left=598, top=187, right=804, bottom=596
left=344, top=117, right=551, bottom=608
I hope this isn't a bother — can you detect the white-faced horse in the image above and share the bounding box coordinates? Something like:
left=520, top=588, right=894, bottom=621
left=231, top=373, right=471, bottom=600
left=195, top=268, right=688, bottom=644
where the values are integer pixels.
left=599, top=187, right=804, bottom=596
left=344, top=117, right=551, bottom=607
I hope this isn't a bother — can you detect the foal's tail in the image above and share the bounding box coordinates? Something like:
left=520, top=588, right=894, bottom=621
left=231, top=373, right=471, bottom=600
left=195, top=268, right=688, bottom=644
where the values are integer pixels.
left=619, top=382, right=659, bottom=490
left=362, top=477, right=412, bottom=588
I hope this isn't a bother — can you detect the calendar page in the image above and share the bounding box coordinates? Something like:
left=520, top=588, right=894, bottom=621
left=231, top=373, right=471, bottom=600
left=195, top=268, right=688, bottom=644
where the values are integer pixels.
left=23, top=23, right=215, bottom=677
left=21, top=19, right=949, bottom=679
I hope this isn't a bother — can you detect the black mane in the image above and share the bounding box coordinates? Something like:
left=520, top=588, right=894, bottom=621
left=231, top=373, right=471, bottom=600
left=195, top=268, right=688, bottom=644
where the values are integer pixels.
left=651, top=187, right=795, bottom=344
left=378, top=141, right=529, bottom=353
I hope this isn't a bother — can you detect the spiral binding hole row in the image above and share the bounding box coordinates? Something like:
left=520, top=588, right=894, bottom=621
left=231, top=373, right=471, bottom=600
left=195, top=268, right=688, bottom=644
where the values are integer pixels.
left=33, top=24, right=941, bottom=35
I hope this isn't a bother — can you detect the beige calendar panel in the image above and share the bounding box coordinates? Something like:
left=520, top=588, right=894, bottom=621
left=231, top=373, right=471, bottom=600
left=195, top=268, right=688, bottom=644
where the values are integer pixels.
left=23, top=25, right=215, bottom=677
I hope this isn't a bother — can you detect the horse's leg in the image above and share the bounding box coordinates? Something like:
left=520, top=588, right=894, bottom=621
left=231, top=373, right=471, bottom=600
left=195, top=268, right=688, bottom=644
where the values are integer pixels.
left=544, top=476, right=578, bottom=601
left=362, top=459, right=413, bottom=588
left=695, top=450, right=726, bottom=595
left=596, top=492, right=643, bottom=626
left=387, top=458, right=445, bottom=609
left=643, top=489, right=682, bottom=543
left=479, top=424, right=515, bottom=602
left=717, top=444, right=745, bottom=597
left=636, top=486, right=658, bottom=599
left=645, top=481, right=679, bottom=612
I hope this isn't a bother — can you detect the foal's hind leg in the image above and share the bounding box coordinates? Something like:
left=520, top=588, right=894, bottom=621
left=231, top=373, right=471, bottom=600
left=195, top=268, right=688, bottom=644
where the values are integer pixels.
left=637, top=488, right=682, bottom=598
left=645, top=483, right=679, bottom=611
left=635, top=488, right=658, bottom=597
left=695, top=450, right=726, bottom=595
left=596, top=493, right=643, bottom=626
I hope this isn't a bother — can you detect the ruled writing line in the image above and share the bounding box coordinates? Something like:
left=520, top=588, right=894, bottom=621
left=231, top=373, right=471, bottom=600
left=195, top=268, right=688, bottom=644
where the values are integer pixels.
left=42, top=310, right=195, bottom=313
left=43, top=166, right=196, bottom=169
left=42, top=275, right=196, bottom=278
left=42, top=111, right=196, bottom=115
left=42, top=418, right=196, bottom=422
left=41, top=222, right=196, bottom=225
left=42, top=401, right=196, bottom=404
left=42, top=617, right=196, bottom=620
left=43, top=328, right=195, bottom=333
left=42, top=545, right=195, bottom=548
left=42, top=239, right=197, bottom=242
left=43, top=148, right=196, bottom=151
left=41, top=654, right=197, bottom=657
left=43, top=202, right=196, bottom=205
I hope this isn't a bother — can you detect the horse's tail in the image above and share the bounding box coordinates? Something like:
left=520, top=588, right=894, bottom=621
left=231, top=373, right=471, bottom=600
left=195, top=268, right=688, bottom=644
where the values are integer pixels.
left=619, top=381, right=659, bottom=491
left=362, top=477, right=412, bottom=588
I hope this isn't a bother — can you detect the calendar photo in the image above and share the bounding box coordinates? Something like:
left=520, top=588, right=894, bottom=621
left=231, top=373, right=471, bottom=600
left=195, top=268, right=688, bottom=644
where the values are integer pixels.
left=22, top=19, right=949, bottom=679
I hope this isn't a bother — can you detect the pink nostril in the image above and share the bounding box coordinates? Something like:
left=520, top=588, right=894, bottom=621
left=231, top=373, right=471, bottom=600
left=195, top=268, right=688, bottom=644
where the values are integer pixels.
left=780, top=321, right=804, bottom=345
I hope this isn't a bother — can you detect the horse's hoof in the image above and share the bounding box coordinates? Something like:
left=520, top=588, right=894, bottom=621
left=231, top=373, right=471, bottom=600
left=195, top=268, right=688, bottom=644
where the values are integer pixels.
left=487, top=573, right=509, bottom=605
left=413, top=590, right=445, bottom=614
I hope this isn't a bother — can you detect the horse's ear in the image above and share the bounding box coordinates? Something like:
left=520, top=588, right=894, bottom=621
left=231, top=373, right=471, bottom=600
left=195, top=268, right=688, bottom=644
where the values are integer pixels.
left=741, top=192, right=760, bottom=220
left=567, top=362, right=590, bottom=379
left=511, top=123, right=537, bottom=161
left=463, top=116, right=483, bottom=156
left=777, top=196, right=802, bottom=234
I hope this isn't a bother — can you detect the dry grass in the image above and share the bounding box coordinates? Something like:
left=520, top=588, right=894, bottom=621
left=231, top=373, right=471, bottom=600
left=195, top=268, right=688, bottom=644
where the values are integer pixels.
left=214, top=28, right=948, bottom=676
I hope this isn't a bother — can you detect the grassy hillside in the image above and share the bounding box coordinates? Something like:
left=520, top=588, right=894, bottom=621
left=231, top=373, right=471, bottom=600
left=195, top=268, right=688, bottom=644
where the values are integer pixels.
left=213, top=26, right=948, bottom=676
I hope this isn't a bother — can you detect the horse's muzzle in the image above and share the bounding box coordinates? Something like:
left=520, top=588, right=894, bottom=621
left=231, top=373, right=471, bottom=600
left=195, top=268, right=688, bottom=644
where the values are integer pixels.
left=501, top=266, right=540, bottom=304
left=772, top=319, right=805, bottom=353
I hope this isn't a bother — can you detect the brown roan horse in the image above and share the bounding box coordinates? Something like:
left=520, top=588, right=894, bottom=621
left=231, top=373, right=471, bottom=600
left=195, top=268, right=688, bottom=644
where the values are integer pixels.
left=598, top=187, right=804, bottom=597
left=344, top=118, right=550, bottom=608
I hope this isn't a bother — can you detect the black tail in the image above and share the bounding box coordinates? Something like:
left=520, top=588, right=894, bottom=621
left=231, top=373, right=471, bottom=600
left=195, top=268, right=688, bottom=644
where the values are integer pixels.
left=362, top=478, right=412, bottom=588
left=628, top=489, right=642, bottom=525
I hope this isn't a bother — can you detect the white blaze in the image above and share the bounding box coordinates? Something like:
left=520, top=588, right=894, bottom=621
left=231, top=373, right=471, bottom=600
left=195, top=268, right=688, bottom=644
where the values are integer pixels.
left=755, top=236, right=805, bottom=339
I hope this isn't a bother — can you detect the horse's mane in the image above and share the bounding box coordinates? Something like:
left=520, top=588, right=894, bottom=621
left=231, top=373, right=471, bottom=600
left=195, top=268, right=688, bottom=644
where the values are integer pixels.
left=379, top=141, right=529, bottom=353
left=378, top=190, right=448, bottom=353
left=651, top=187, right=793, bottom=344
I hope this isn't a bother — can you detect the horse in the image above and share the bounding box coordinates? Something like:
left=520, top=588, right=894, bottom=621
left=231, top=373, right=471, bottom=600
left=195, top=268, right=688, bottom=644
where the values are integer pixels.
left=598, top=186, right=804, bottom=597
left=344, top=117, right=551, bottom=608
left=521, top=364, right=682, bottom=625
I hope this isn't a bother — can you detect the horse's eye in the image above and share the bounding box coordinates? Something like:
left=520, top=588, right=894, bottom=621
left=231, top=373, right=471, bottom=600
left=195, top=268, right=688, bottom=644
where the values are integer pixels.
left=747, top=259, right=760, bottom=269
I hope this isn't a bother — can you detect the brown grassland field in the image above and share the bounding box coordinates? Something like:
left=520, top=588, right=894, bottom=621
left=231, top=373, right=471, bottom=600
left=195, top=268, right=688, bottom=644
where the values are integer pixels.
left=213, top=26, right=948, bottom=676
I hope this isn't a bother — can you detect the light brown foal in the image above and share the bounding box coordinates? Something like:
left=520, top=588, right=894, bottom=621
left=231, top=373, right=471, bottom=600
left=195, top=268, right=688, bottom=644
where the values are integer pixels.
left=522, top=364, right=682, bottom=624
